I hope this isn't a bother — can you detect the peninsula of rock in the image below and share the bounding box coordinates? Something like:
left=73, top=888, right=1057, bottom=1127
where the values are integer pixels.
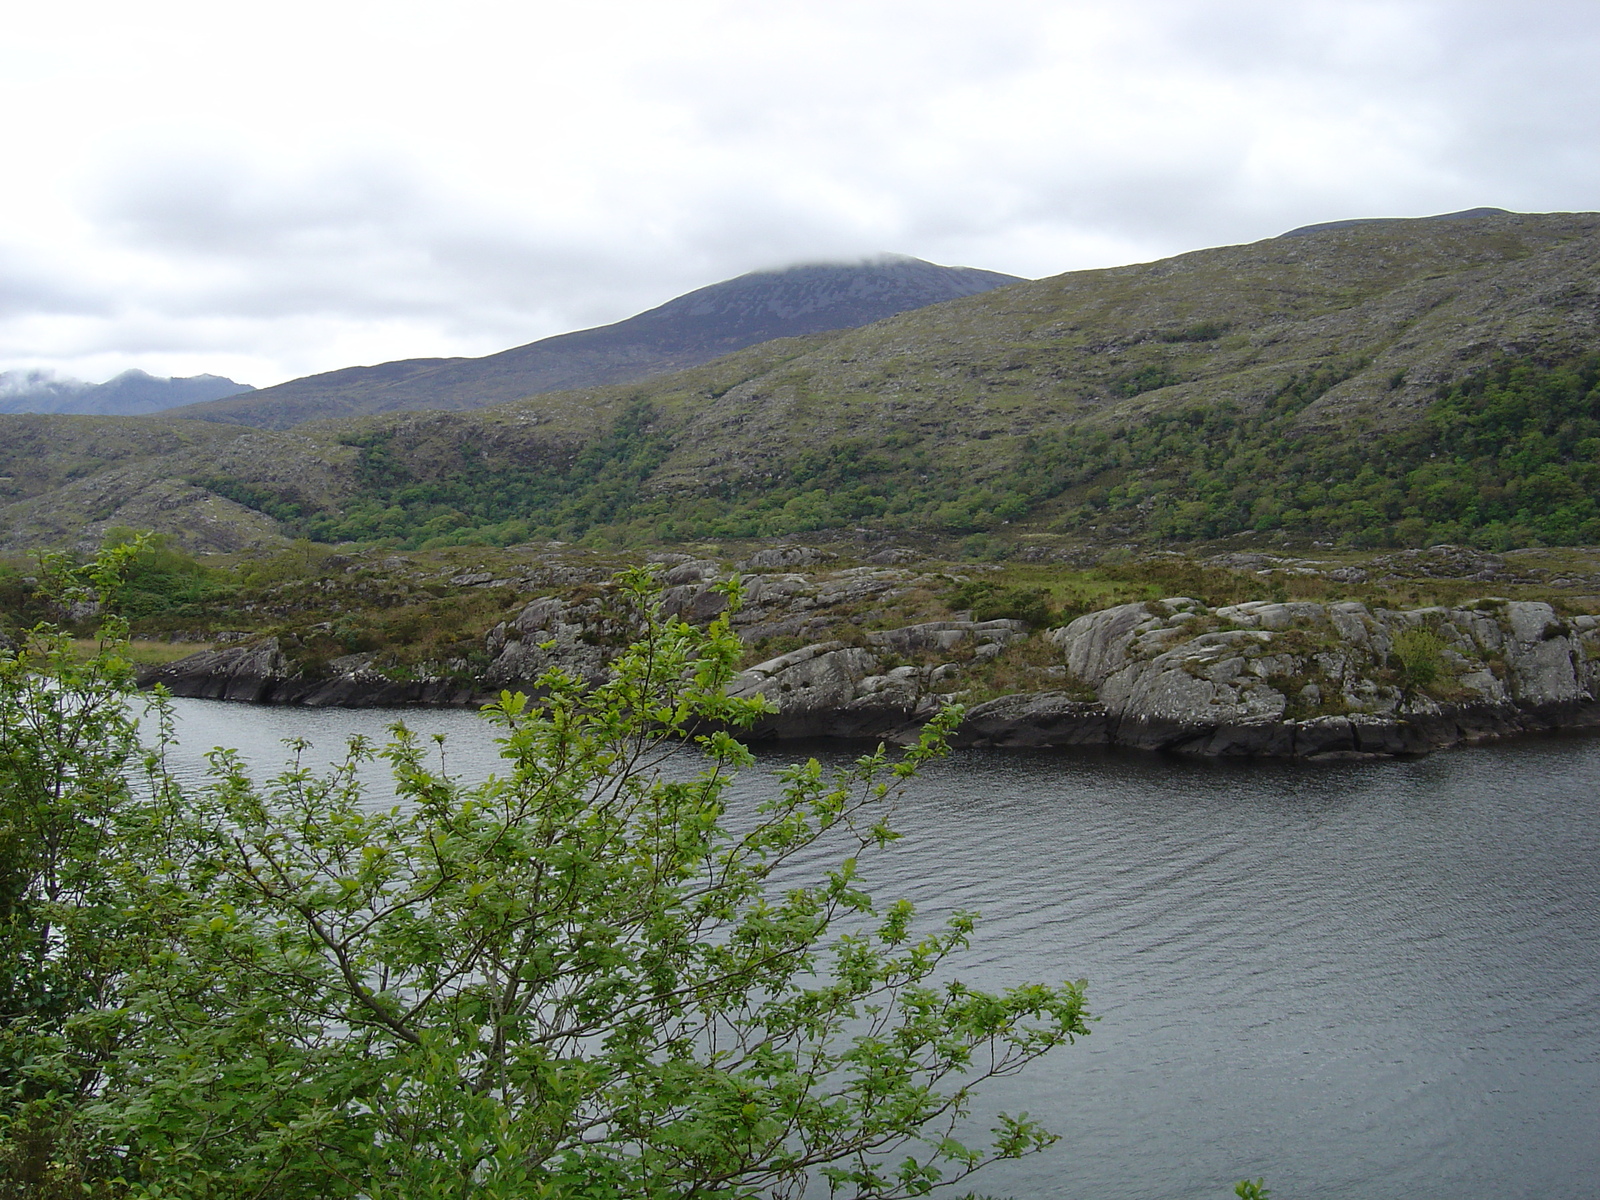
left=137, top=556, right=1600, bottom=759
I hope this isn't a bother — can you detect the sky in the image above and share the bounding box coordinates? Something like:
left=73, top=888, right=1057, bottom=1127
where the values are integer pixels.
left=2, top=0, right=1597, bottom=388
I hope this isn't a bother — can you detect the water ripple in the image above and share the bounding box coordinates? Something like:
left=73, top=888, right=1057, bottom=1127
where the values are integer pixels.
left=151, top=701, right=1600, bottom=1200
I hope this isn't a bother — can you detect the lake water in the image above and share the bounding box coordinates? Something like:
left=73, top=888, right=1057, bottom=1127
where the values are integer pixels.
left=154, top=697, right=1600, bottom=1200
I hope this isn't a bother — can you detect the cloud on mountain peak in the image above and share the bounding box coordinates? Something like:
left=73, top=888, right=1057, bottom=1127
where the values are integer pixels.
left=3, top=0, right=1598, bottom=386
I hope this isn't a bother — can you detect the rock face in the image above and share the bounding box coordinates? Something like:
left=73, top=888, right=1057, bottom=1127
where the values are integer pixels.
left=483, top=596, right=611, bottom=690
left=1003, top=597, right=1600, bottom=757
left=727, top=642, right=942, bottom=740
left=138, top=575, right=1600, bottom=759
left=138, top=639, right=488, bottom=707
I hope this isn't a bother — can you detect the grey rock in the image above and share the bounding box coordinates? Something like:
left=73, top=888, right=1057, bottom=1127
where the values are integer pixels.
left=486, top=624, right=607, bottom=689
left=483, top=595, right=613, bottom=688
left=136, top=559, right=1600, bottom=759
left=1212, top=600, right=1327, bottom=630
left=730, top=642, right=877, bottom=712
left=864, top=547, right=919, bottom=565
left=740, top=546, right=836, bottom=570
left=866, top=619, right=1027, bottom=655
left=1046, top=602, right=1154, bottom=686
left=1030, top=593, right=1600, bottom=758
left=137, top=638, right=489, bottom=708
left=138, top=637, right=296, bottom=702
left=662, top=582, right=730, bottom=623
left=1502, top=601, right=1583, bottom=704
left=661, top=559, right=722, bottom=586
left=1099, top=629, right=1288, bottom=728
left=512, top=596, right=567, bottom=635
left=955, top=692, right=1113, bottom=748
left=728, top=641, right=936, bottom=739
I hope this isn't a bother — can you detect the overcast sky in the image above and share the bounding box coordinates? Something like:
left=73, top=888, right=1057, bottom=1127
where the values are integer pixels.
left=2, top=0, right=1597, bottom=387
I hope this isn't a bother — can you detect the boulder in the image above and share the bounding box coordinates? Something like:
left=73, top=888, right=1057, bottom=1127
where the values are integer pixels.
left=728, top=642, right=940, bottom=740
left=138, top=637, right=296, bottom=703
left=485, top=597, right=609, bottom=689
left=1502, top=601, right=1584, bottom=705
left=1047, top=601, right=1166, bottom=686
left=866, top=619, right=1028, bottom=656
left=1037, top=594, right=1600, bottom=758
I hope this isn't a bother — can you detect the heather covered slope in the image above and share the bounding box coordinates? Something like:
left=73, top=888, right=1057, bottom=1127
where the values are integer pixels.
left=3, top=210, right=1598, bottom=555
left=166, top=256, right=1021, bottom=429
left=0, top=414, right=356, bottom=553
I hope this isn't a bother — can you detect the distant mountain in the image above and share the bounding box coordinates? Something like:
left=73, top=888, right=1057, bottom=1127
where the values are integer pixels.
left=0, top=369, right=254, bottom=416
left=166, top=256, right=1024, bottom=429
left=8, top=209, right=1598, bottom=557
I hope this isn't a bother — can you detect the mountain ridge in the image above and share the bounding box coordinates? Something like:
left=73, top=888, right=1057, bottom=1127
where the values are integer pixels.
left=3, top=209, right=1597, bottom=556
left=166, top=256, right=1022, bottom=429
left=0, top=369, right=254, bottom=416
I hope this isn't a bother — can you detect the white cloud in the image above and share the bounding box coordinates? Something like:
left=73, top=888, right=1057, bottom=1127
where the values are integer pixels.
left=1, top=0, right=1596, bottom=386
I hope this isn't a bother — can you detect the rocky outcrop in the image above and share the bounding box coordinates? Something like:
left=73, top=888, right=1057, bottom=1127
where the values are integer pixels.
left=483, top=596, right=610, bottom=690
left=138, top=639, right=488, bottom=707
left=865, top=619, right=1028, bottom=659
left=727, top=642, right=941, bottom=740
left=719, top=614, right=1038, bottom=741
left=138, top=574, right=1600, bottom=759
left=717, top=594, right=1600, bottom=755
left=986, top=597, right=1600, bottom=757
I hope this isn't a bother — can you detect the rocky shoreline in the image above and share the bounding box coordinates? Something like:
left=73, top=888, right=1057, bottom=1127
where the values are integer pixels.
left=137, top=563, right=1600, bottom=759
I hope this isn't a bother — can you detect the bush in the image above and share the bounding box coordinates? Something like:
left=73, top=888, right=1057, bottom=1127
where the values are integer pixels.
left=99, top=528, right=229, bottom=620
left=1391, top=626, right=1449, bottom=694
left=949, top=581, right=1056, bottom=627
left=1, top=556, right=1090, bottom=1198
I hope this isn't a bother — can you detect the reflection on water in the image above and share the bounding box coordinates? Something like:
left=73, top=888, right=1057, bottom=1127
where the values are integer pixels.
left=153, top=697, right=1600, bottom=1200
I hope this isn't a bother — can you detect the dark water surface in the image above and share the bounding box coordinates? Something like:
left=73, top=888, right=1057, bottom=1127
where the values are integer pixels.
left=156, top=699, right=1600, bottom=1200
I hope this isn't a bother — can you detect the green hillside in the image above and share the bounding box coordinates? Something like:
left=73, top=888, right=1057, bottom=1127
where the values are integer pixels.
left=3, top=210, right=1598, bottom=556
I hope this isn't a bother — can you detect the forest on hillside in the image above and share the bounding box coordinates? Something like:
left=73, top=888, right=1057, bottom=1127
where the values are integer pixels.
left=194, top=354, right=1600, bottom=557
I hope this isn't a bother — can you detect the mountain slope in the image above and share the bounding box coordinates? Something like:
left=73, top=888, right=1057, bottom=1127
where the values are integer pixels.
left=166, top=256, right=1022, bottom=429
left=0, top=369, right=254, bottom=416
left=4, top=210, right=1598, bottom=555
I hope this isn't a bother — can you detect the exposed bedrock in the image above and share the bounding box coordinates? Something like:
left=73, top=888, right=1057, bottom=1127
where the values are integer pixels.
left=139, top=583, right=1600, bottom=759
left=720, top=596, right=1600, bottom=756
left=1014, top=597, right=1600, bottom=757
left=136, top=639, right=488, bottom=707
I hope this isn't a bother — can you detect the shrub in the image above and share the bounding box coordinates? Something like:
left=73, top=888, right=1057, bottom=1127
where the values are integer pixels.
left=1392, top=626, right=1449, bottom=694
left=1, top=557, right=1091, bottom=1198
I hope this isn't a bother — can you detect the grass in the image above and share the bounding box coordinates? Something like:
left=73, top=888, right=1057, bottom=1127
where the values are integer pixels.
left=70, top=639, right=215, bottom=666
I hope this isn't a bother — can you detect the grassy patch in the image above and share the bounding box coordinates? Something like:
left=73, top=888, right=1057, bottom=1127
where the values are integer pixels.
left=70, top=639, right=214, bottom=666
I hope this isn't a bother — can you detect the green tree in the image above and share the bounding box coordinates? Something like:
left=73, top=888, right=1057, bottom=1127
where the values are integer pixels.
left=0, top=541, right=159, bottom=1195
left=2, top=561, right=1090, bottom=1198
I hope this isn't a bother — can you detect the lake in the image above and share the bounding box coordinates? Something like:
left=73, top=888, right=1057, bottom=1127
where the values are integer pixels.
left=154, top=697, right=1600, bottom=1200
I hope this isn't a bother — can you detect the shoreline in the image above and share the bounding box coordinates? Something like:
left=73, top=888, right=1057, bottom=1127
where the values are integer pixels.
left=136, top=672, right=1600, bottom=765
left=136, top=585, right=1600, bottom=762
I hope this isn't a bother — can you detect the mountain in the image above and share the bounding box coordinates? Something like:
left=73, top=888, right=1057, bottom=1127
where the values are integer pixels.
left=1278, top=205, right=1512, bottom=238
left=164, top=256, right=1023, bottom=429
left=0, top=369, right=254, bottom=416
left=4, top=209, right=1598, bottom=556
